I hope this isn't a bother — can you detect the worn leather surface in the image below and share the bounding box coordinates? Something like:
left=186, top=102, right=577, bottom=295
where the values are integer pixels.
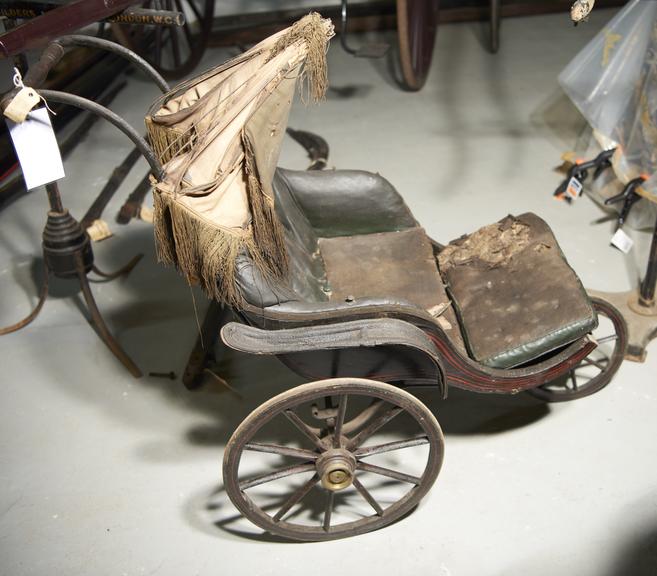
left=319, top=229, right=444, bottom=307
left=235, top=168, right=421, bottom=308
left=221, top=318, right=447, bottom=393
left=318, top=228, right=463, bottom=350
left=235, top=254, right=299, bottom=308
left=439, top=213, right=597, bottom=368
left=236, top=170, right=594, bottom=370
left=276, top=169, right=418, bottom=237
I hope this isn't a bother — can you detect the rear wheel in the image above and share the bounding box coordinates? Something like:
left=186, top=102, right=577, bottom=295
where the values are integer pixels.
left=223, top=378, right=444, bottom=541
left=397, top=0, right=440, bottom=91
left=111, top=0, right=215, bottom=79
left=527, top=298, right=627, bottom=402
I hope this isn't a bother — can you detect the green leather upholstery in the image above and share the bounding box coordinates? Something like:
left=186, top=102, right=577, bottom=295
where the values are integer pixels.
left=239, top=170, right=597, bottom=370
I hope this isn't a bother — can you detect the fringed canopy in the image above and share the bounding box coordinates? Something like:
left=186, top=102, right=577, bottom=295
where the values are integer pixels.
left=145, top=13, right=334, bottom=306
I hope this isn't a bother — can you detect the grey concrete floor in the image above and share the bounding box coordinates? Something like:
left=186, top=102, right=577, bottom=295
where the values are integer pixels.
left=2, top=9, right=657, bottom=576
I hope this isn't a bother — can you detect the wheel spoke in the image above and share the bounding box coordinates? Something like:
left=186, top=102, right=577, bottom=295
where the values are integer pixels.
left=175, top=0, right=195, bottom=46
left=239, top=463, right=315, bottom=491
left=580, top=356, right=609, bottom=371
left=342, top=399, right=387, bottom=435
left=284, top=409, right=327, bottom=451
left=154, top=25, right=163, bottom=67
left=333, top=394, right=348, bottom=447
left=185, top=0, right=203, bottom=22
left=168, top=25, right=182, bottom=68
left=244, top=442, right=318, bottom=460
left=272, top=474, right=319, bottom=522
left=354, top=435, right=429, bottom=458
left=348, top=405, right=404, bottom=449
left=597, top=334, right=618, bottom=344
left=323, top=491, right=335, bottom=532
left=357, top=461, right=421, bottom=485
left=569, top=371, right=578, bottom=391
left=352, top=476, right=384, bottom=516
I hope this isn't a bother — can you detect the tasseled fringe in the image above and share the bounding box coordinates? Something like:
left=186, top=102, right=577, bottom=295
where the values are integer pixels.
left=153, top=191, right=248, bottom=307
left=268, top=12, right=334, bottom=102
left=151, top=140, right=290, bottom=308
left=243, top=133, right=289, bottom=280
left=145, top=116, right=197, bottom=165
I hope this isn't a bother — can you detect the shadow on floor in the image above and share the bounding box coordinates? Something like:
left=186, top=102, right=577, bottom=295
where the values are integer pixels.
left=604, top=522, right=657, bottom=576
left=178, top=353, right=550, bottom=543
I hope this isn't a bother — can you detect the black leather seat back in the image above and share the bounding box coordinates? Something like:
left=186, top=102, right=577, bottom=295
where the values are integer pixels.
left=233, top=171, right=330, bottom=308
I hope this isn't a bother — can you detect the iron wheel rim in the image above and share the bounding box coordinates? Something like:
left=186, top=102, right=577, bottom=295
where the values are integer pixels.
left=527, top=298, right=627, bottom=402
left=397, top=0, right=440, bottom=91
left=223, top=378, right=444, bottom=541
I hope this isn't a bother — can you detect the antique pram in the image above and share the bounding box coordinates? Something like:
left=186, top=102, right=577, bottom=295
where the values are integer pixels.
left=139, top=15, right=628, bottom=541
left=7, top=14, right=626, bottom=542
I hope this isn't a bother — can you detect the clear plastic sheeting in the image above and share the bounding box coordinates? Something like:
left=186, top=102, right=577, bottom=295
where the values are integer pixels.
left=559, top=0, right=657, bottom=230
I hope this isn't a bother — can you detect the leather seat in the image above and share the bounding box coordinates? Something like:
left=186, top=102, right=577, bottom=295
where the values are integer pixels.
left=437, top=213, right=597, bottom=368
left=235, top=168, right=597, bottom=369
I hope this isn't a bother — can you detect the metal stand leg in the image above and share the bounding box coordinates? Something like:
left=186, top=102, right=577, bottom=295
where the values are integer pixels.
left=638, top=218, right=657, bottom=307
left=589, top=216, right=657, bottom=362
left=0, top=262, right=49, bottom=335
left=490, top=0, right=500, bottom=53
left=182, top=300, right=232, bottom=390
left=91, top=253, right=143, bottom=281
left=75, top=252, right=143, bottom=377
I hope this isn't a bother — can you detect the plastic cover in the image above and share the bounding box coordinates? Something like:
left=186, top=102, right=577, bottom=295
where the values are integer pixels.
left=559, top=0, right=657, bottom=229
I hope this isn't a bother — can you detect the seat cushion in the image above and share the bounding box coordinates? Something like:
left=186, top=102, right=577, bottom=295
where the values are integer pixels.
left=319, top=228, right=466, bottom=352
left=437, top=213, right=597, bottom=369
left=277, top=169, right=418, bottom=237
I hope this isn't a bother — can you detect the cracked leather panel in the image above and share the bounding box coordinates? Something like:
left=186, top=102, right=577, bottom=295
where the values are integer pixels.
left=438, top=213, right=597, bottom=369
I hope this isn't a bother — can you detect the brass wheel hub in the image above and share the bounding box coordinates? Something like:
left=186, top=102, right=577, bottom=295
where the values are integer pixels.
left=316, top=449, right=357, bottom=492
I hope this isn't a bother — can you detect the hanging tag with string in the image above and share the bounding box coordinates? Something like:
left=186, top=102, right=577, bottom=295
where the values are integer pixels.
left=3, top=67, right=55, bottom=123
left=4, top=68, right=64, bottom=189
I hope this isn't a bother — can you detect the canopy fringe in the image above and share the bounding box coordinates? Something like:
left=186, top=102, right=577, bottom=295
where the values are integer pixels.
left=146, top=14, right=333, bottom=307
left=268, top=12, right=334, bottom=102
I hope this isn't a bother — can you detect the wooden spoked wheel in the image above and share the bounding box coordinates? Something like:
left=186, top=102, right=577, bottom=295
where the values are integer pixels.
left=396, top=0, right=440, bottom=91
left=112, top=0, right=215, bottom=79
left=223, top=378, right=444, bottom=541
left=527, top=298, right=627, bottom=402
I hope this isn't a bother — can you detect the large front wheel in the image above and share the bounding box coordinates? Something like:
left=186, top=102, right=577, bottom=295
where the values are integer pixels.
left=223, top=378, right=444, bottom=541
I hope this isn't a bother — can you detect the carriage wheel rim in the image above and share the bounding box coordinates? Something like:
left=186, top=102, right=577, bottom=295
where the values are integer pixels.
left=397, top=0, right=439, bottom=91
left=223, top=378, right=444, bottom=541
left=527, top=298, right=627, bottom=402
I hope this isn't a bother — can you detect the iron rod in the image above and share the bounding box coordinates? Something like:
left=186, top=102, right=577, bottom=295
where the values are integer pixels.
left=639, top=216, right=657, bottom=305
left=0, top=0, right=138, bottom=57
left=46, top=181, right=64, bottom=212
left=37, top=90, right=163, bottom=178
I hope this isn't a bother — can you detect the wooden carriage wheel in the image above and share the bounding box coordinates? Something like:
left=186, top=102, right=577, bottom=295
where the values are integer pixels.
left=396, top=0, right=440, bottom=91
left=111, top=0, right=215, bottom=79
left=527, top=298, right=627, bottom=402
left=223, top=379, right=444, bottom=541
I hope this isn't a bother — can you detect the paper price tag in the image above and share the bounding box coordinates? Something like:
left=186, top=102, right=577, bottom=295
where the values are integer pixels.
left=565, top=176, right=583, bottom=201
left=3, top=87, right=42, bottom=123
left=6, top=107, right=65, bottom=190
left=611, top=228, right=633, bottom=254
